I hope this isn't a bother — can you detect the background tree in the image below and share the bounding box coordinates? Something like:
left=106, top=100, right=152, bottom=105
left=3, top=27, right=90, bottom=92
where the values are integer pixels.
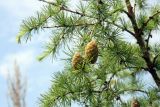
left=17, top=0, right=160, bottom=106
left=7, top=61, right=27, bottom=107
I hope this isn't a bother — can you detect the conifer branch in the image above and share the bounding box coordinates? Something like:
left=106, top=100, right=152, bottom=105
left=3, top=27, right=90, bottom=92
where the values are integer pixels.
left=43, top=23, right=95, bottom=28
left=139, top=11, right=160, bottom=36
left=39, top=0, right=58, bottom=6
left=125, top=0, right=139, bottom=36
left=39, top=0, right=85, bottom=16
left=17, top=5, right=59, bottom=43
left=141, top=11, right=160, bottom=29
left=42, top=89, right=102, bottom=106
left=117, top=89, right=149, bottom=98
left=102, top=73, right=116, bottom=92
left=40, top=0, right=134, bottom=36
left=18, top=0, right=160, bottom=106
left=111, top=22, right=135, bottom=36
left=145, top=31, right=152, bottom=50
left=7, top=61, right=27, bottom=107
left=153, top=53, right=160, bottom=66
left=125, top=0, right=160, bottom=87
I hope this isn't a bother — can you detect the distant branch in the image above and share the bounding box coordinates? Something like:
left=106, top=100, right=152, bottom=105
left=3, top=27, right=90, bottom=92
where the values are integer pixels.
left=7, top=61, right=27, bottom=107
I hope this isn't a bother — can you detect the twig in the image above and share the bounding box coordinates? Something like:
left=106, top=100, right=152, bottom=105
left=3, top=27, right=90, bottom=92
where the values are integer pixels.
left=102, top=72, right=116, bottom=91
left=40, top=0, right=135, bottom=36
left=118, top=88, right=148, bottom=95
left=39, top=0, right=58, bottom=6
left=145, top=31, right=152, bottom=50
left=43, top=23, right=95, bottom=28
left=153, top=53, right=160, bottom=66
left=111, top=22, right=135, bottom=36
left=139, top=11, right=160, bottom=36
left=142, top=11, right=160, bottom=29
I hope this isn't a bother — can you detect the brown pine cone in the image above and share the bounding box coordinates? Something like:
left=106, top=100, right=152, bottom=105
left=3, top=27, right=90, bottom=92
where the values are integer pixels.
left=72, top=52, right=83, bottom=70
left=131, top=99, right=140, bottom=107
left=85, top=40, right=98, bottom=64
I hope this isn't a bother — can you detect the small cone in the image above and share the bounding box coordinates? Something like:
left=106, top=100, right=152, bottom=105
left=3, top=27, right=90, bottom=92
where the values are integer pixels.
left=85, top=40, right=98, bottom=64
left=131, top=99, right=140, bottom=107
left=72, top=52, right=83, bottom=70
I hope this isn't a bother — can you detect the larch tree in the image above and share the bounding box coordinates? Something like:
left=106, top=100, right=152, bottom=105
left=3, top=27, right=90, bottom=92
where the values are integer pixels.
left=17, top=0, right=160, bottom=107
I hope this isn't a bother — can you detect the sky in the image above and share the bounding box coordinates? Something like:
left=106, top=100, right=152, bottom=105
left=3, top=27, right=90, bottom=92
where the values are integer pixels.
left=0, top=0, right=65, bottom=107
left=0, top=0, right=159, bottom=107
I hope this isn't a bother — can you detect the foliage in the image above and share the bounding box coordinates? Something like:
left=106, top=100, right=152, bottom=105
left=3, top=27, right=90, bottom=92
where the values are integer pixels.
left=17, top=0, right=160, bottom=107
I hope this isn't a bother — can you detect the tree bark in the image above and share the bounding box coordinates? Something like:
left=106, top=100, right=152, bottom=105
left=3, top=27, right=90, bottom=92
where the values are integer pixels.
left=125, top=0, right=160, bottom=88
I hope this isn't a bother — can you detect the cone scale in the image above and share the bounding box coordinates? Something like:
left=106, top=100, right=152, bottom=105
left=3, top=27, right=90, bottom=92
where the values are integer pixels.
left=131, top=99, right=140, bottom=107
left=85, top=40, right=98, bottom=64
left=72, top=52, right=83, bottom=70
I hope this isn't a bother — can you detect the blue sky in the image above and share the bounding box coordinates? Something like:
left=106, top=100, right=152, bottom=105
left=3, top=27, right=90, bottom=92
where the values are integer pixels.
left=0, top=0, right=65, bottom=107
left=0, top=0, right=159, bottom=107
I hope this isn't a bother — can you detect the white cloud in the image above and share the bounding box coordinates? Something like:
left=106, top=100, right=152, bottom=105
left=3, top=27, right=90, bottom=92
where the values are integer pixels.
left=0, top=50, right=35, bottom=79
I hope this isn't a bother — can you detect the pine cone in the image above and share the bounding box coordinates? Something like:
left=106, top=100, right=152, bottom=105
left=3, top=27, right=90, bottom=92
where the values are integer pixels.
left=72, top=52, right=83, bottom=70
left=85, top=40, right=98, bottom=64
left=131, top=99, right=140, bottom=107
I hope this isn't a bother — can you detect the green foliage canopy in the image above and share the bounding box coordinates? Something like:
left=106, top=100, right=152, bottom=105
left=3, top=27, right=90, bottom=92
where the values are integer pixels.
left=17, top=0, right=160, bottom=107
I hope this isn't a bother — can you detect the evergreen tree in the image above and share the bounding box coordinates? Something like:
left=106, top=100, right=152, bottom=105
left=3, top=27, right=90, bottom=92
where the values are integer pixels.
left=17, top=0, right=160, bottom=106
